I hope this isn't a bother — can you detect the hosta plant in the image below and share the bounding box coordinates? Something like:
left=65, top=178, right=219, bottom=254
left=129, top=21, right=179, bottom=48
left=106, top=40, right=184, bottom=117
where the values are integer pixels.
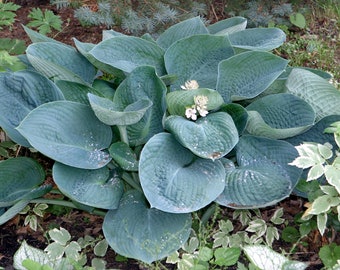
left=1, top=16, right=340, bottom=265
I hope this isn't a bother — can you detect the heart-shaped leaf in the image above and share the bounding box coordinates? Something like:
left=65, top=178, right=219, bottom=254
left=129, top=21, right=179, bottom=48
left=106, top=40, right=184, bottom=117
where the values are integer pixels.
left=17, top=101, right=112, bottom=169
left=0, top=70, right=64, bottom=147
left=208, top=16, right=247, bottom=35
left=216, top=135, right=302, bottom=208
left=73, top=38, right=125, bottom=78
left=229, top=28, right=286, bottom=51
left=286, top=68, right=340, bottom=121
left=88, top=93, right=153, bottom=126
left=286, top=115, right=340, bottom=147
left=166, top=88, right=224, bottom=117
left=219, top=103, right=248, bottom=135
left=217, top=51, right=288, bottom=102
left=23, top=25, right=66, bottom=45
left=108, top=142, right=138, bottom=171
left=53, top=162, right=124, bottom=209
left=164, top=34, right=234, bottom=89
left=157, top=17, right=208, bottom=50
left=246, top=93, right=316, bottom=139
left=26, top=42, right=96, bottom=84
left=89, top=36, right=166, bottom=75
left=103, top=190, right=192, bottom=264
left=0, top=157, right=46, bottom=207
left=139, top=132, right=226, bottom=213
left=55, top=80, right=101, bottom=105
left=91, top=79, right=116, bottom=100
left=165, top=112, right=239, bottom=159
left=113, top=66, right=167, bottom=146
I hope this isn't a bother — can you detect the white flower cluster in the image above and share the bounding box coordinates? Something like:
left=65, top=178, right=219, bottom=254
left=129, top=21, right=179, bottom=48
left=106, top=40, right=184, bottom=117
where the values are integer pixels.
left=185, top=95, right=209, bottom=121
left=180, top=80, right=199, bottom=90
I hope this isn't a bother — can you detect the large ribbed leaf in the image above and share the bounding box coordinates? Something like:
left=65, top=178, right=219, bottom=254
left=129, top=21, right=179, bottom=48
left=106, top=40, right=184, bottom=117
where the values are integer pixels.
left=228, top=28, right=286, bottom=51
left=103, top=190, right=192, bottom=264
left=26, top=42, right=96, bottom=84
left=216, top=136, right=302, bottom=208
left=0, top=157, right=46, bottom=207
left=286, top=68, right=340, bottom=121
left=0, top=70, right=64, bottom=147
left=164, top=34, right=234, bottom=89
left=113, top=66, right=167, bottom=146
left=165, top=112, right=239, bottom=159
left=17, top=101, right=112, bottom=169
left=166, top=88, right=224, bottom=117
left=55, top=80, right=101, bottom=105
left=23, top=25, right=66, bottom=45
left=286, top=115, right=340, bottom=147
left=246, top=93, right=316, bottom=139
left=73, top=38, right=125, bottom=77
left=208, top=16, right=247, bottom=35
left=108, top=142, right=138, bottom=171
left=88, top=93, right=152, bottom=126
left=216, top=51, right=289, bottom=102
left=157, top=17, right=208, bottom=50
left=139, top=133, right=226, bottom=213
left=53, top=162, right=123, bottom=209
left=219, top=103, right=248, bottom=135
left=89, top=36, right=166, bottom=75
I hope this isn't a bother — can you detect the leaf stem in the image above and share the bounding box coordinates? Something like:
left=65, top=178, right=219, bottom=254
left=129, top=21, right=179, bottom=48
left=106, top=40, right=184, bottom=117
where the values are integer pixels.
left=118, top=125, right=129, bottom=146
left=122, top=172, right=142, bottom=192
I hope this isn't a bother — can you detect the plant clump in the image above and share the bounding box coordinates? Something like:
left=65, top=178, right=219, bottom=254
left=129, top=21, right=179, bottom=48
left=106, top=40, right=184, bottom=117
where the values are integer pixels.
left=0, top=14, right=340, bottom=269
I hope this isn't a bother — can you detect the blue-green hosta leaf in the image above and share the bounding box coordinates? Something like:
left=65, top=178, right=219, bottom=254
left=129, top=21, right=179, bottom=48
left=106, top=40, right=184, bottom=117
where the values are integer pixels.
left=17, top=101, right=112, bottom=169
left=286, top=68, right=340, bottom=121
left=53, top=162, right=124, bottom=209
left=208, top=16, right=247, bottom=35
left=166, top=88, right=224, bottom=117
left=108, top=142, right=138, bottom=171
left=89, top=36, right=166, bottom=75
left=92, top=79, right=115, bottom=100
left=216, top=135, right=302, bottom=208
left=139, top=133, right=226, bottom=213
left=102, top=29, right=125, bottom=40
left=217, top=51, right=289, bottom=102
left=229, top=28, right=286, bottom=51
left=219, top=103, right=248, bottom=135
left=243, top=245, right=307, bottom=270
left=26, top=42, right=96, bottom=85
left=0, top=199, right=29, bottom=226
left=0, top=70, right=64, bottom=147
left=157, top=17, right=208, bottom=50
left=246, top=93, right=316, bottom=139
left=103, top=190, right=192, bottom=264
left=113, top=66, right=167, bottom=146
left=0, top=157, right=46, bottom=207
left=73, top=38, right=125, bottom=77
left=55, top=80, right=101, bottom=105
left=165, top=112, right=239, bottom=159
left=164, top=34, right=234, bottom=90
left=88, top=93, right=152, bottom=126
left=287, top=115, right=340, bottom=147
left=23, top=25, right=67, bottom=46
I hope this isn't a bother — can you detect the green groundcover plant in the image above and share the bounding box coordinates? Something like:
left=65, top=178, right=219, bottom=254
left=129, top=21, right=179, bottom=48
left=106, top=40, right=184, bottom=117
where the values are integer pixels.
left=1, top=16, right=340, bottom=266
